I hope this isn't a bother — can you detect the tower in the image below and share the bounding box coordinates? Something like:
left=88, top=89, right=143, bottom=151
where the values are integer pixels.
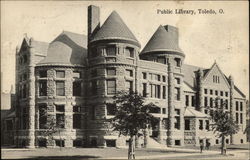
left=140, top=25, right=185, bottom=146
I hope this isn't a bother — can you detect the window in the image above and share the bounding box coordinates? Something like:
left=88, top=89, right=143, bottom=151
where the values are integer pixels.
left=73, top=114, right=81, bottom=129
left=22, top=108, right=28, bottom=129
left=225, top=100, right=228, bottom=109
left=205, top=120, right=209, bottom=130
left=204, top=89, right=207, bottom=94
left=240, top=102, right=243, bottom=111
left=185, top=119, right=190, bottom=130
left=125, top=47, right=134, bottom=58
left=162, top=76, right=166, bottom=82
left=204, top=109, right=208, bottom=114
left=107, top=104, right=116, bottom=116
left=73, top=71, right=81, bottom=78
left=39, top=105, right=47, bottom=129
left=220, top=99, right=223, bottom=107
left=155, top=85, right=161, bottom=99
left=185, top=95, right=189, bottom=106
left=142, top=83, right=147, bottom=97
left=126, top=69, right=133, bottom=77
left=174, top=58, right=181, bottom=67
left=157, top=57, right=166, bottom=64
left=216, top=139, right=219, bottom=144
left=236, top=113, right=239, bottom=124
left=106, top=140, right=116, bottom=147
left=236, top=101, right=239, bottom=111
left=56, top=105, right=65, bottom=112
left=162, top=108, right=166, bottom=114
left=220, top=91, right=223, bottom=96
left=210, top=89, right=213, bottom=95
left=91, top=80, right=97, bottom=95
left=225, top=92, right=228, bottom=97
left=204, top=97, right=208, bottom=106
left=210, top=110, right=214, bottom=118
left=107, top=80, right=116, bottom=95
left=210, top=98, right=213, bottom=107
left=226, top=139, right=229, bottom=144
left=215, top=90, right=218, bottom=95
left=107, top=68, right=116, bottom=76
left=55, top=140, right=65, bottom=147
left=73, top=140, right=82, bottom=148
left=175, top=140, right=181, bottom=146
left=73, top=81, right=81, bottom=96
left=125, top=80, right=133, bottom=92
left=191, top=96, right=195, bottom=106
left=157, top=75, right=161, bottom=81
left=240, top=139, right=244, bottom=144
left=56, top=114, right=65, bottom=128
left=56, top=81, right=65, bottom=96
left=240, top=113, right=243, bottom=124
left=142, top=72, right=147, bottom=79
left=162, top=86, right=166, bottom=99
left=174, top=109, right=180, bottom=130
left=56, top=71, right=65, bottom=78
left=39, top=70, right=47, bottom=78
left=38, top=139, right=47, bottom=147
left=106, top=45, right=116, bottom=56
left=199, top=120, right=203, bottom=130
left=174, top=87, right=180, bottom=101
left=175, top=78, right=180, bottom=85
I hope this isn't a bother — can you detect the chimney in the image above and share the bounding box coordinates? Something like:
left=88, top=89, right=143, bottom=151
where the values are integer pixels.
left=88, top=5, right=100, bottom=42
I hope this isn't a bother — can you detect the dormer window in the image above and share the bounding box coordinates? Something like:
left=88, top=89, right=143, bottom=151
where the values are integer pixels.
left=106, top=45, right=116, bottom=56
left=125, top=47, right=134, bottom=58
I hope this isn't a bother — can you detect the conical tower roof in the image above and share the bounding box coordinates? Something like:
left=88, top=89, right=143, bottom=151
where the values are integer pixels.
left=90, top=11, right=140, bottom=47
left=141, top=25, right=184, bottom=55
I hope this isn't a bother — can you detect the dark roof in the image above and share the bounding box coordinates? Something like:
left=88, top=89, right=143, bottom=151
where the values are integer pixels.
left=90, top=11, right=140, bottom=47
left=32, top=40, right=49, bottom=56
left=38, top=31, right=87, bottom=66
left=141, top=25, right=183, bottom=55
left=182, top=64, right=205, bottom=89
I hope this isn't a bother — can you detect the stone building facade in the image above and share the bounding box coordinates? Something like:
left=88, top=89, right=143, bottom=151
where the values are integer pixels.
left=5, top=5, right=247, bottom=148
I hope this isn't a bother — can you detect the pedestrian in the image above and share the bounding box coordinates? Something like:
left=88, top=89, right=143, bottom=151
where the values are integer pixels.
left=200, top=141, right=204, bottom=153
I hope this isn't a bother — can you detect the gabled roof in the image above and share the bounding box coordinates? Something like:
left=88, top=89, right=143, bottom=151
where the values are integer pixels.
left=140, top=25, right=184, bottom=55
left=184, top=107, right=210, bottom=118
left=90, top=11, right=140, bottom=47
left=38, top=31, right=87, bottom=66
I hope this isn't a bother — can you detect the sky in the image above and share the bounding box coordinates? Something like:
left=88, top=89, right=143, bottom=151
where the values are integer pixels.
left=1, top=1, right=249, bottom=98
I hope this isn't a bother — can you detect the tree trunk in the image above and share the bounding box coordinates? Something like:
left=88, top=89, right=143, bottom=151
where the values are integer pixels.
left=128, top=136, right=135, bottom=159
left=221, top=135, right=226, bottom=155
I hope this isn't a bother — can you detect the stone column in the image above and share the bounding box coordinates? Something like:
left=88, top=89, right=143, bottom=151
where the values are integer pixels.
left=27, top=38, right=36, bottom=148
left=197, top=69, right=204, bottom=113
left=157, top=118, right=163, bottom=144
left=167, top=61, right=175, bottom=146
left=229, top=75, right=235, bottom=144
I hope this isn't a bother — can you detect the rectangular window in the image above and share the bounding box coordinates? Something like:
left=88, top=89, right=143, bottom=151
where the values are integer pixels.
left=225, top=92, right=228, bottom=97
left=210, top=98, right=213, bottom=108
left=126, top=69, right=133, bottom=77
left=236, top=101, right=239, bottom=111
left=215, top=90, right=218, bottom=95
left=162, top=108, right=166, bottom=114
left=199, top=120, right=203, bottom=130
left=107, top=80, right=116, bottom=95
left=185, top=119, right=190, bottom=130
left=56, top=81, right=65, bottom=96
left=56, top=114, right=65, bottom=128
left=162, top=76, right=166, bottom=82
left=73, top=71, right=81, bottom=78
left=191, top=96, right=195, bottom=106
left=157, top=57, right=166, bottom=64
left=56, top=71, right=65, bottom=78
left=162, top=86, right=166, bottom=99
left=56, top=105, right=65, bottom=112
left=107, top=104, right=116, bottom=116
left=106, top=140, right=116, bottom=147
left=39, top=70, right=47, bottom=78
left=236, top=113, right=239, bottom=124
left=142, top=72, right=147, bottom=79
left=210, top=89, right=213, bottom=95
left=73, top=81, right=81, bottom=96
left=240, top=102, right=243, bottom=111
left=107, top=68, right=116, bottom=75
left=174, top=117, right=180, bottom=130
left=225, top=100, right=228, bottom=109
left=205, top=120, right=209, bottom=130
left=125, top=47, right=134, bottom=58
left=157, top=75, right=161, bottom=81
left=142, top=83, right=147, bottom=97
left=174, top=87, right=180, bottom=101
left=204, top=97, right=208, bottom=106
left=106, top=45, right=116, bottom=56
left=185, top=95, right=189, bottom=106
left=91, top=80, right=97, bottom=95
left=240, top=113, right=243, bottom=124
left=39, top=105, right=47, bottom=129
left=73, top=114, right=81, bottom=129
left=125, top=80, right=133, bottom=92
left=204, top=89, right=207, bottom=94
left=220, top=99, right=223, bottom=107
left=175, top=78, right=180, bottom=85
left=220, top=91, right=223, bottom=96
left=155, top=85, right=161, bottom=99
left=55, top=140, right=65, bottom=147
